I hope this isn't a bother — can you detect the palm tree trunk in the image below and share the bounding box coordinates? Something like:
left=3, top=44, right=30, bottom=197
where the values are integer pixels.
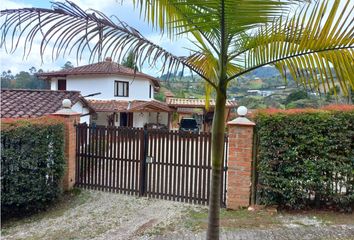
left=207, top=89, right=226, bottom=240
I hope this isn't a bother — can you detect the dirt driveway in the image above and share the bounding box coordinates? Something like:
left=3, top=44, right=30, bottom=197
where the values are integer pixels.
left=2, top=190, right=197, bottom=240
left=2, top=190, right=354, bottom=240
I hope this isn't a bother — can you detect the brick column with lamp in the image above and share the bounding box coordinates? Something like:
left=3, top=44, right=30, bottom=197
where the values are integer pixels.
left=226, top=106, right=256, bottom=209
left=52, top=99, right=80, bottom=191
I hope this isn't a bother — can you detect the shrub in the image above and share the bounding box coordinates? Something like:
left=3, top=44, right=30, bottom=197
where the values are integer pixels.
left=286, top=98, right=325, bottom=109
left=1, top=117, right=65, bottom=218
left=254, top=107, right=354, bottom=211
left=285, top=90, right=308, bottom=104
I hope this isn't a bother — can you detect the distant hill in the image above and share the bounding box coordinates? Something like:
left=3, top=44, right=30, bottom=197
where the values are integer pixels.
left=158, top=66, right=281, bottom=82
left=245, top=66, right=281, bottom=79
left=157, top=66, right=298, bottom=100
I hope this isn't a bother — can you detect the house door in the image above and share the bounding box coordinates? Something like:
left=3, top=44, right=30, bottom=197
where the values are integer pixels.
left=120, top=112, right=133, bottom=127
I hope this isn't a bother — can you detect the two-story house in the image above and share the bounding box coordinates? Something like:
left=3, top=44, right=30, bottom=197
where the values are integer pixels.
left=38, top=57, right=172, bottom=128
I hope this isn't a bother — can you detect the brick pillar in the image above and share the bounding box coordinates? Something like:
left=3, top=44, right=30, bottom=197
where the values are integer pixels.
left=226, top=114, right=255, bottom=209
left=52, top=99, right=81, bottom=191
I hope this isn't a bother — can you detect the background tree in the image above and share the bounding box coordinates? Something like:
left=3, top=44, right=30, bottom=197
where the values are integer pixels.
left=62, top=61, right=74, bottom=69
left=1, top=70, right=14, bottom=88
left=1, top=68, right=48, bottom=89
left=285, top=90, right=308, bottom=105
left=121, top=51, right=139, bottom=71
left=1, top=1, right=353, bottom=239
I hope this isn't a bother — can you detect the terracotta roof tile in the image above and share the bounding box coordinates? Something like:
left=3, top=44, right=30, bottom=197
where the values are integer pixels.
left=167, top=97, right=237, bottom=108
left=88, top=99, right=171, bottom=113
left=37, top=57, right=160, bottom=88
left=1, top=89, right=84, bottom=118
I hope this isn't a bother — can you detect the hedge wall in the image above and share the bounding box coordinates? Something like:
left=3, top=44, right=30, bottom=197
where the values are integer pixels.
left=1, top=118, right=65, bottom=218
left=254, top=107, right=354, bottom=210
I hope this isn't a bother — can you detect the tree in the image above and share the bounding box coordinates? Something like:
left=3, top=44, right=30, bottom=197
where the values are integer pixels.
left=14, top=71, right=32, bottom=89
left=1, top=1, right=353, bottom=239
left=285, top=90, right=308, bottom=104
left=1, top=70, right=14, bottom=88
left=1, top=68, right=48, bottom=89
left=121, top=51, right=139, bottom=71
left=29, top=66, right=37, bottom=74
left=62, top=61, right=74, bottom=69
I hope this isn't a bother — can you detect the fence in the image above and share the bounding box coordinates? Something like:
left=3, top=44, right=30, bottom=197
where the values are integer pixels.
left=75, top=124, right=228, bottom=206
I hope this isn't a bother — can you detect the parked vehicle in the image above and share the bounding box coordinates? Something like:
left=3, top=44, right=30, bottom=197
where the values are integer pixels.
left=179, top=118, right=199, bottom=133
left=144, top=123, right=168, bottom=130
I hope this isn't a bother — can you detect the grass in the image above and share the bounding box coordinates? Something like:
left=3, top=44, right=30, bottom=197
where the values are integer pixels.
left=184, top=208, right=281, bottom=232
left=143, top=221, right=177, bottom=237
left=284, top=210, right=354, bottom=225
left=183, top=207, right=354, bottom=232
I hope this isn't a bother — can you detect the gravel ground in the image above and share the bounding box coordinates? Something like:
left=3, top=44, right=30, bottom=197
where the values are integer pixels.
left=155, top=225, right=354, bottom=240
left=2, top=190, right=354, bottom=240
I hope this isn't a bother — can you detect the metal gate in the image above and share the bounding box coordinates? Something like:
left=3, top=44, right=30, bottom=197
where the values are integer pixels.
left=76, top=124, right=228, bottom=206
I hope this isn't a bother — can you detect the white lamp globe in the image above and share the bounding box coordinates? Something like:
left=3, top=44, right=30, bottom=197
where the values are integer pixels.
left=62, top=99, right=72, bottom=108
left=237, top=106, right=248, bottom=117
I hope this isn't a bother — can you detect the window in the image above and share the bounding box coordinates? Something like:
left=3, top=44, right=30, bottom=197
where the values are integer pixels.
left=58, top=79, right=66, bottom=90
left=149, top=85, right=152, bottom=98
left=115, top=81, right=129, bottom=97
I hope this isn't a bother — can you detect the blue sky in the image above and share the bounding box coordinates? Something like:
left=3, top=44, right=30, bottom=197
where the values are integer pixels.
left=0, top=0, right=191, bottom=76
left=0, top=0, right=351, bottom=77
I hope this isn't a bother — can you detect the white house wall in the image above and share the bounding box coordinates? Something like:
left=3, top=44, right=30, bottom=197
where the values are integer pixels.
left=72, top=101, right=90, bottom=124
left=92, top=112, right=110, bottom=126
left=91, top=111, right=168, bottom=128
left=58, top=74, right=154, bottom=101
left=132, top=112, right=149, bottom=128
left=160, top=112, right=169, bottom=126
left=50, top=78, right=58, bottom=90
left=148, top=112, right=168, bottom=126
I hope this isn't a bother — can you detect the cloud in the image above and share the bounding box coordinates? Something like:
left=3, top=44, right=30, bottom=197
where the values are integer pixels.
left=0, top=0, right=195, bottom=76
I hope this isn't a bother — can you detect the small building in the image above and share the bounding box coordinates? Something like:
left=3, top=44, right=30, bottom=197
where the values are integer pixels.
left=166, top=97, right=237, bottom=132
left=0, top=89, right=92, bottom=121
left=37, top=57, right=172, bottom=128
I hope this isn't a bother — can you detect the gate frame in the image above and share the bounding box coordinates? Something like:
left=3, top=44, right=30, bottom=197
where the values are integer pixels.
left=75, top=125, right=229, bottom=206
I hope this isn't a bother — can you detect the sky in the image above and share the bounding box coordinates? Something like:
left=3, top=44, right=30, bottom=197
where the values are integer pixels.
left=0, top=0, right=351, bottom=77
left=0, top=0, right=191, bottom=76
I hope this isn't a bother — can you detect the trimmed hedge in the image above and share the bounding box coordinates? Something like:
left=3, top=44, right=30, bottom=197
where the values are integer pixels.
left=254, top=107, right=354, bottom=211
left=1, top=118, right=65, bottom=218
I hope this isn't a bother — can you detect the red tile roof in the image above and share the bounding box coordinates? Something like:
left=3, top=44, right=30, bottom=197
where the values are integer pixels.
left=37, top=58, right=160, bottom=88
left=1, top=89, right=89, bottom=118
left=167, top=97, right=237, bottom=108
left=162, top=89, right=175, bottom=97
left=177, top=108, right=204, bottom=114
left=88, top=99, right=172, bottom=113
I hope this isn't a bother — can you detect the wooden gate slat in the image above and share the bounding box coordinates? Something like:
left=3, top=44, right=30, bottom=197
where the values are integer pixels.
left=172, top=131, right=177, bottom=201
left=177, top=133, right=182, bottom=201
left=113, top=128, right=117, bottom=192
left=193, top=134, right=198, bottom=204
left=160, top=131, right=165, bottom=199
left=207, top=133, right=212, bottom=204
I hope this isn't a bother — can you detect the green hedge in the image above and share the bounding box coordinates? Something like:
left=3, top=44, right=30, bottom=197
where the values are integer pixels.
left=1, top=119, right=65, bottom=218
left=255, top=110, right=354, bottom=211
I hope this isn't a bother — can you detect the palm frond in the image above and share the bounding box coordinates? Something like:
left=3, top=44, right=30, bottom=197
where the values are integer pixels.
left=228, top=0, right=354, bottom=94
left=134, top=0, right=304, bottom=36
left=0, top=1, right=202, bottom=79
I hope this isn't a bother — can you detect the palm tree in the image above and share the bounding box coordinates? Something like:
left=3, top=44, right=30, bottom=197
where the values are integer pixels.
left=1, top=1, right=353, bottom=239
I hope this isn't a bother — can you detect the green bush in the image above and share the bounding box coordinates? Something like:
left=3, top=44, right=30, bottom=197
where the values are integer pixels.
left=1, top=119, right=65, bottom=218
left=286, top=98, right=325, bottom=109
left=285, top=90, right=308, bottom=104
left=255, top=109, right=354, bottom=211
